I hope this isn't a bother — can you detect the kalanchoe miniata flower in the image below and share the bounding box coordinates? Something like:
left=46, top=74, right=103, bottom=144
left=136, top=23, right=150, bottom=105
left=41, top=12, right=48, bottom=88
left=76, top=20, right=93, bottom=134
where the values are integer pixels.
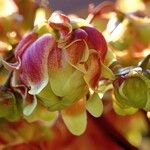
left=2, top=11, right=107, bottom=135
left=113, top=67, right=150, bottom=114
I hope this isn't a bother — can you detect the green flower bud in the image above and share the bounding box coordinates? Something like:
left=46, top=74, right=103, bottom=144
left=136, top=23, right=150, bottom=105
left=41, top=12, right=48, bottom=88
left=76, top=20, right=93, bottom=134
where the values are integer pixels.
left=121, top=76, right=148, bottom=108
left=113, top=67, right=150, bottom=110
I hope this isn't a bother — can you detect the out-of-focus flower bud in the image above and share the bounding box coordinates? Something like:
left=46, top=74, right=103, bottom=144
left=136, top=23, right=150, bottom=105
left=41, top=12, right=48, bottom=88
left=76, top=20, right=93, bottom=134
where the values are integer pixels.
left=113, top=67, right=150, bottom=112
left=128, top=12, right=150, bottom=43
left=86, top=2, right=115, bottom=32
left=116, top=0, right=145, bottom=13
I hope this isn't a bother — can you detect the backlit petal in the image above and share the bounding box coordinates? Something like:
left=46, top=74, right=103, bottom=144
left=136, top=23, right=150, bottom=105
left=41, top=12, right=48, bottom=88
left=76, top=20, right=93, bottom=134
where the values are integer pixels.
left=20, top=34, right=55, bottom=95
left=86, top=92, right=103, bottom=117
left=48, top=45, right=62, bottom=71
left=49, top=65, right=86, bottom=97
left=84, top=50, right=101, bottom=88
left=65, top=40, right=86, bottom=64
left=15, top=32, right=38, bottom=58
left=48, top=11, right=71, bottom=37
left=81, top=26, right=107, bottom=61
left=61, top=98, right=87, bottom=135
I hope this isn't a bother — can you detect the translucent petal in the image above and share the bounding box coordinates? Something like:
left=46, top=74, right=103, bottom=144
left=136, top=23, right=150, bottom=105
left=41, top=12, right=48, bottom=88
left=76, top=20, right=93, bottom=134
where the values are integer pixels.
left=20, top=34, right=55, bottom=95
left=61, top=99, right=87, bottom=135
left=86, top=92, right=103, bottom=117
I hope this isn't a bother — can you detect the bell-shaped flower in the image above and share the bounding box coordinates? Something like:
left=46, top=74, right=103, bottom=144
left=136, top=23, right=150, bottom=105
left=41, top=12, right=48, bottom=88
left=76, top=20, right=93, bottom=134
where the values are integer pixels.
left=2, top=12, right=107, bottom=135
left=113, top=67, right=150, bottom=115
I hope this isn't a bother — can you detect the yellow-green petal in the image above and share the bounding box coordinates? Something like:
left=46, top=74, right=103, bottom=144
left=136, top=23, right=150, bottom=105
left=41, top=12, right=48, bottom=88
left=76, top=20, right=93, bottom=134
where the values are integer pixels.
left=62, top=110, right=87, bottom=136
left=86, top=92, right=103, bottom=117
left=113, top=100, right=138, bottom=116
left=61, top=99, right=87, bottom=135
left=24, top=103, right=58, bottom=123
left=101, top=63, right=115, bottom=79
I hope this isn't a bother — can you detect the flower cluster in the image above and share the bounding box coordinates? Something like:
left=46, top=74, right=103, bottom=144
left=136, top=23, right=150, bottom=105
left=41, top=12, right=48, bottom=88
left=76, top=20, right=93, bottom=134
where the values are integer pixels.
left=1, top=0, right=149, bottom=140
left=2, top=11, right=107, bottom=135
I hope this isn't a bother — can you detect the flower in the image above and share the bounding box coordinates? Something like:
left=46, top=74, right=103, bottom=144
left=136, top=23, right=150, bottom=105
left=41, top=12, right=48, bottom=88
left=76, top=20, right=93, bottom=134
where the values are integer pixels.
left=3, top=12, right=107, bottom=135
left=113, top=67, right=150, bottom=115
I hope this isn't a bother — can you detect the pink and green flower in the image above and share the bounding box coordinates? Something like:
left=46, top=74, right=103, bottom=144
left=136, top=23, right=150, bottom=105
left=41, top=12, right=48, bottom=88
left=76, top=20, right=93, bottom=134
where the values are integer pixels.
left=2, top=11, right=107, bottom=135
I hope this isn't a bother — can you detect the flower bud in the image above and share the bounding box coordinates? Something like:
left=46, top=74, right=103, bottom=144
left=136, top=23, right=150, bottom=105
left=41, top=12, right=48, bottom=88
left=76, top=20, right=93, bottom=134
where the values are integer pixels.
left=113, top=67, right=150, bottom=110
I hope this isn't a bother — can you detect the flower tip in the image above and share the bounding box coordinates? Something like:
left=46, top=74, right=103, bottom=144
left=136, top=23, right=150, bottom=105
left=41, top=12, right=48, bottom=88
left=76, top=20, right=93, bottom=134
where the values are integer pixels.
left=48, top=11, right=71, bottom=37
left=48, top=11, right=70, bottom=25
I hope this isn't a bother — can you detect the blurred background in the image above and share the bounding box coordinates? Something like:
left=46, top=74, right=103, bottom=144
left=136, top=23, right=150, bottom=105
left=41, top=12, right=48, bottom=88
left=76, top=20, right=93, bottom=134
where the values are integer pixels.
left=0, top=0, right=150, bottom=150
left=49, top=0, right=114, bottom=17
